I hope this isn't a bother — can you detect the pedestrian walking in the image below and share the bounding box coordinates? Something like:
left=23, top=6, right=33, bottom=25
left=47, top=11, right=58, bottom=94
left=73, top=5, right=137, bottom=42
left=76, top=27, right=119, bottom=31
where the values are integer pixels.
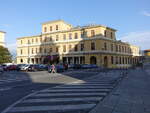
left=51, top=64, right=56, bottom=73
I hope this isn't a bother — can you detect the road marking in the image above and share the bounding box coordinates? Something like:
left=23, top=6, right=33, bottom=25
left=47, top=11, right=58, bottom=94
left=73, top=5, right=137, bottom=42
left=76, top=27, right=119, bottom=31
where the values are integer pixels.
left=40, top=89, right=110, bottom=93
left=1, top=72, right=120, bottom=113
left=33, top=92, right=107, bottom=97
left=22, top=97, right=102, bottom=103
left=9, top=104, right=96, bottom=112
left=54, top=86, right=113, bottom=89
left=0, top=87, right=12, bottom=91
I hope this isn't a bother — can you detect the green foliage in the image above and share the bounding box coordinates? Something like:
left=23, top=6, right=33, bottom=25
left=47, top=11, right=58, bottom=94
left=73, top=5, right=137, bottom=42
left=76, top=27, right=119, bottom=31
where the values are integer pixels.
left=0, top=46, right=12, bottom=64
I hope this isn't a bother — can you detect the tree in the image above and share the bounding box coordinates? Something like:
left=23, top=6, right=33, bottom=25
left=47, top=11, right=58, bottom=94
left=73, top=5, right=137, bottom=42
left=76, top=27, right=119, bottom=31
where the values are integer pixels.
left=0, top=46, right=12, bottom=64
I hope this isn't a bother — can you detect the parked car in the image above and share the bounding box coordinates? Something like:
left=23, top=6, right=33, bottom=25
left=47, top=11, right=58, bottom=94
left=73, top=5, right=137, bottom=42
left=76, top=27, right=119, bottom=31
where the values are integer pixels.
left=0, top=65, right=4, bottom=73
left=81, top=64, right=91, bottom=69
left=90, top=64, right=98, bottom=68
left=15, top=64, right=25, bottom=71
left=72, top=64, right=82, bottom=69
left=20, top=64, right=35, bottom=71
left=6, top=65, right=17, bottom=71
left=48, top=64, right=65, bottom=73
left=81, top=64, right=98, bottom=69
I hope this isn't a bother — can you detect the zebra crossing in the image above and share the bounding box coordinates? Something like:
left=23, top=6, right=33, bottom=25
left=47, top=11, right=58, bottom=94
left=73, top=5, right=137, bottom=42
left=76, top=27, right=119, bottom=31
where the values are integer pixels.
left=2, top=77, right=120, bottom=113
left=0, top=77, right=29, bottom=84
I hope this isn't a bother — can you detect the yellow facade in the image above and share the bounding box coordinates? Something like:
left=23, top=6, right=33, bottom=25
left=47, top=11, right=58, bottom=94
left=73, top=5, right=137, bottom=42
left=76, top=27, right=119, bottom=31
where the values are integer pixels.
left=0, top=31, right=5, bottom=47
left=17, top=20, right=140, bottom=68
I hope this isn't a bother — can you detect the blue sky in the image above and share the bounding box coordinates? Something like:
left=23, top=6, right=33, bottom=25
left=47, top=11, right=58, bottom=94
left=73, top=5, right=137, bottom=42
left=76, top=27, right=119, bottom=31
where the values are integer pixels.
left=0, top=0, right=150, bottom=54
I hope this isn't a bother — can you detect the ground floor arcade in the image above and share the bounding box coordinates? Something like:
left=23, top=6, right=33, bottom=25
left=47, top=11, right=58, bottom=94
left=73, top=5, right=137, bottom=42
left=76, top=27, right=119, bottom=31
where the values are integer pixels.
left=17, top=53, right=139, bottom=68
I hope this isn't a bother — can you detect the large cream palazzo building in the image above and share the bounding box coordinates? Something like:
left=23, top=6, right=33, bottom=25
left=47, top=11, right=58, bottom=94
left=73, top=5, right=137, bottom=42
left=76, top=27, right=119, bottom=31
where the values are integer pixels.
left=17, top=20, right=140, bottom=68
left=0, top=31, right=5, bottom=47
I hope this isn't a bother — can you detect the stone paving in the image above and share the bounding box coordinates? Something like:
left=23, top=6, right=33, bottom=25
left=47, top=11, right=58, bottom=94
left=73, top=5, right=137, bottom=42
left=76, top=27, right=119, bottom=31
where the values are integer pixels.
left=90, top=68, right=150, bottom=113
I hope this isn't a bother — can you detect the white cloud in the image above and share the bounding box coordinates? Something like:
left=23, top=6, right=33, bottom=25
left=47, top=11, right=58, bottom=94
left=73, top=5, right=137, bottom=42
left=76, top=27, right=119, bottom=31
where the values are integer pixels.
left=141, top=11, right=150, bottom=17
left=120, top=31, right=150, bottom=50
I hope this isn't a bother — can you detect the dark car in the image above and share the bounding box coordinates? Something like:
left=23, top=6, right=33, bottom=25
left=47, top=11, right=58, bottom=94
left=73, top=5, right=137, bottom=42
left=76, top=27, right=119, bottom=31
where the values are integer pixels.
left=81, top=64, right=98, bottom=69
left=72, top=64, right=82, bottom=69
left=34, top=64, right=47, bottom=71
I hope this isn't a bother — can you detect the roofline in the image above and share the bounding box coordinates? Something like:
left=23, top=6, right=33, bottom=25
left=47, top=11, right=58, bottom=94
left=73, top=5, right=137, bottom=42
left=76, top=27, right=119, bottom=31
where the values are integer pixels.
left=41, top=19, right=72, bottom=27
left=0, top=31, right=6, bottom=33
left=17, top=35, right=41, bottom=39
left=144, top=49, right=150, bottom=52
left=17, top=24, right=117, bottom=40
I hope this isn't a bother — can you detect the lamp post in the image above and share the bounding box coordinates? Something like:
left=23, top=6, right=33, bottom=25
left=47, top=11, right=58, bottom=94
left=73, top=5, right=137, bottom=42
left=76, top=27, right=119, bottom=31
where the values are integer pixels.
left=28, top=40, right=30, bottom=64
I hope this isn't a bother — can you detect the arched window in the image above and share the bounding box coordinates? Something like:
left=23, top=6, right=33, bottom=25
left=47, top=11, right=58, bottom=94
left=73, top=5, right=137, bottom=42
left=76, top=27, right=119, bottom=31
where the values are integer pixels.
left=20, top=59, right=23, bottom=63
left=90, top=56, right=97, bottom=64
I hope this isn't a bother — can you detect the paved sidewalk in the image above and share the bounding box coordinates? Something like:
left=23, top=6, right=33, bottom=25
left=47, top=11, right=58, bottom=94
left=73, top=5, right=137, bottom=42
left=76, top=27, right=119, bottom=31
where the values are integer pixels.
left=90, top=68, right=150, bottom=113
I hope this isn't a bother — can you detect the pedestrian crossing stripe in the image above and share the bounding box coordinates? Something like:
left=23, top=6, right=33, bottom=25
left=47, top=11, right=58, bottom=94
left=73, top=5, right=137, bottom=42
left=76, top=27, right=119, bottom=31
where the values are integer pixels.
left=33, top=92, right=107, bottom=97
left=9, top=104, right=96, bottom=112
left=22, top=97, right=103, bottom=103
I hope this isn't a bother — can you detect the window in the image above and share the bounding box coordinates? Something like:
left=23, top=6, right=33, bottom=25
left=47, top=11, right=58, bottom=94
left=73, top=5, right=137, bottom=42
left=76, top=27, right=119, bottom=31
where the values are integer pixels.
left=44, top=27, right=47, bottom=32
left=125, top=46, right=126, bottom=53
left=28, top=40, right=30, bottom=44
left=56, top=47, right=59, bottom=52
left=69, top=45, right=72, bottom=51
left=36, top=38, right=38, bottom=43
left=111, top=56, right=114, bottom=64
left=104, top=42, right=107, bottom=50
left=69, top=33, right=72, bottom=40
left=123, top=57, right=125, bottom=64
left=63, top=34, right=66, bottom=40
left=75, top=33, right=78, bottom=39
left=21, top=40, right=23, bottom=44
left=50, top=26, right=52, bottom=31
left=49, top=48, right=52, bottom=53
left=111, top=44, right=113, bottom=51
left=116, top=45, right=118, bottom=52
left=20, top=49, right=23, bottom=55
left=116, top=56, right=118, bottom=64
left=119, top=45, right=121, bottom=52
left=44, top=48, right=46, bottom=53
left=91, top=30, right=95, bottom=37
left=81, top=43, right=84, bottom=51
left=104, top=30, right=107, bottom=37
left=119, top=57, right=122, bottom=64
left=40, top=38, right=42, bottom=42
left=56, top=25, right=58, bottom=30
left=32, top=48, right=34, bottom=54
left=40, top=48, right=42, bottom=53
left=74, top=45, right=78, bottom=51
left=56, top=35, right=59, bottom=41
left=81, top=29, right=87, bottom=38
left=91, top=42, right=95, bottom=50
left=50, top=36, right=52, bottom=41
left=44, top=38, right=46, bottom=42
left=36, top=48, right=38, bottom=53
left=111, top=32, right=113, bottom=38
left=122, top=46, right=124, bottom=53
left=32, top=39, right=34, bottom=43
left=20, top=59, right=23, bottom=63
left=63, top=45, right=66, bottom=52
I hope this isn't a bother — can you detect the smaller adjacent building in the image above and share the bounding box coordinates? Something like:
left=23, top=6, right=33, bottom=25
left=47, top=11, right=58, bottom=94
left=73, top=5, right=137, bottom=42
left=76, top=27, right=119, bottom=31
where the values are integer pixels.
left=143, top=49, right=150, bottom=64
left=0, top=31, right=6, bottom=47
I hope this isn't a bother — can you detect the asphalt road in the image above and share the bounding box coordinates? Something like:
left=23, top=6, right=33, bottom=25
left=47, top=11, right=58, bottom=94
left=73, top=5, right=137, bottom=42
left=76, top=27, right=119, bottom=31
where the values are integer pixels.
left=0, top=69, right=100, bottom=112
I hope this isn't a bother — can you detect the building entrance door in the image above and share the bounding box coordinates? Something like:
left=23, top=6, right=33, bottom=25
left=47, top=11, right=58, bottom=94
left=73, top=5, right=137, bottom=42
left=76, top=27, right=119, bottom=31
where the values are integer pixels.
left=104, top=56, right=108, bottom=68
left=90, top=56, right=97, bottom=64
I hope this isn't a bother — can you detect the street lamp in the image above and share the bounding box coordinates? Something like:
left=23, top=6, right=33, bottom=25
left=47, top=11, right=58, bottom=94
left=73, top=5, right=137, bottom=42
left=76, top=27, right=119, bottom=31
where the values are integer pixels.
left=28, top=40, right=30, bottom=64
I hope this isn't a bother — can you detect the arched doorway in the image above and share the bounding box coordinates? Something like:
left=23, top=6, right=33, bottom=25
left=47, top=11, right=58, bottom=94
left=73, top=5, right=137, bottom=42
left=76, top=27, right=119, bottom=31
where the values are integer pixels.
left=104, top=56, right=108, bottom=68
left=90, top=56, right=97, bottom=64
